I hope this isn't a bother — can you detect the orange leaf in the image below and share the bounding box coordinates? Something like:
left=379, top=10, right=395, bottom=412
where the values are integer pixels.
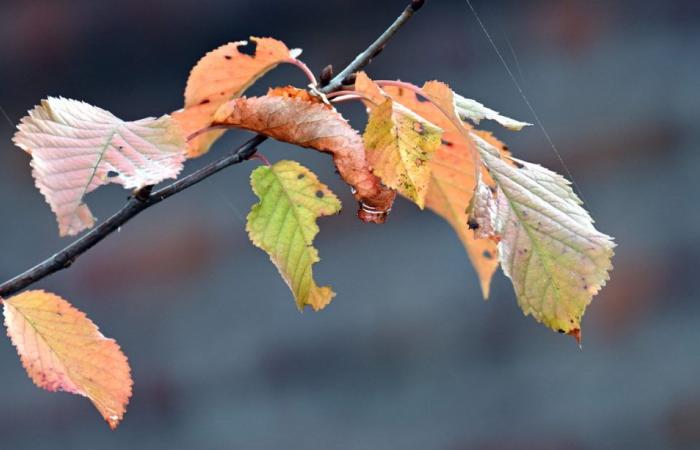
left=383, top=85, right=502, bottom=298
left=173, top=37, right=302, bottom=158
left=2, top=290, right=132, bottom=429
left=212, top=87, right=396, bottom=223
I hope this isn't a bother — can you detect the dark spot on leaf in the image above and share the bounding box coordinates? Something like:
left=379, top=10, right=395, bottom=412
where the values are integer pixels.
left=512, top=160, right=525, bottom=169
left=224, top=55, right=232, bottom=60
left=413, top=122, right=425, bottom=135
left=315, top=190, right=324, bottom=198
left=199, top=99, right=211, bottom=105
left=558, top=329, right=565, bottom=334
left=441, top=139, right=453, bottom=147
left=467, top=218, right=480, bottom=230
left=297, top=173, right=305, bottom=180
left=482, top=250, right=494, bottom=260
left=238, top=40, right=257, bottom=56
left=107, top=171, right=119, bottom=178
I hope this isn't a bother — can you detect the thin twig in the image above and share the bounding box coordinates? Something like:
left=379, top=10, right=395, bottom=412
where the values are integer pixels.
left=321, top=0, right=423, bottom=93
left=0, top=0, right=425, bottom=298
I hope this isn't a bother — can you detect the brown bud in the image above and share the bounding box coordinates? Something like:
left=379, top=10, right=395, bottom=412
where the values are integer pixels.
left=411, top=0, right=425, bottom=11
left=342, top=72, right=357, bottom=86
left=319, top=64, right=333, bottom=87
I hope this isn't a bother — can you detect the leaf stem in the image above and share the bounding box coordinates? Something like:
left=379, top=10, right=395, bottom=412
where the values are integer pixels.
left=186, top=124, right=236, bottom=142
left=285, top=58, right=318, bottom=86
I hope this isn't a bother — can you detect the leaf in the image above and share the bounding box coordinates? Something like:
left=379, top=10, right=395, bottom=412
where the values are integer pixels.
left=247, top=160, right=341, bottom=311
left=453, top=93, right=531, bottom=131
left=382, top=84, right=501, bottom=298
left=2, top=290, right=132, bottom=429
left=172, top=37, right=302, bottom=158
left=355, top=72, right=442, bottom=208
left=471, top=133, right=615, bottom=333
left=213, top=87, right=396, bottom=223
left=420, top=80, right=530, bottom=133
left=13, top=97, right=186, bottom=236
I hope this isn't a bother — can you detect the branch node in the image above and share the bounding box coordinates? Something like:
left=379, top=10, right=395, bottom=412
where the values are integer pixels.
left=133, top=185, right=153, bottom=202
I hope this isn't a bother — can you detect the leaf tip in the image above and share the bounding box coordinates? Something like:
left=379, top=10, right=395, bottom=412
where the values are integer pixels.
left=568, top=328, right=582, bottom=347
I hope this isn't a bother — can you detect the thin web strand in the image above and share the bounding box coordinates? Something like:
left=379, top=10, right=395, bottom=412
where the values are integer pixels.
left=463, top=0, right=586, bottom=202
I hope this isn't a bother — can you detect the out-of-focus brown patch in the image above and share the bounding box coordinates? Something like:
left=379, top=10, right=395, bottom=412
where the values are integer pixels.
left=76, top=222, right=225, bottom=295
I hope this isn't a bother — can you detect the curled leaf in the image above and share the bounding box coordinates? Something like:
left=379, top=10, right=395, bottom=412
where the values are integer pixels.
left=247, top=160, right=341, bottom=310
left=213, top=87, right=396, bottom=223
left=13, top=97, right=186, bottom=236
left=466, top=170, right=499, bottom=241
left=355, top=73, right=442, bottom=208
left=471, top=133, right=615, bottom=333
left=3, top=290, right=132, bottom=429
left=173, top=37, right=303, bottom=158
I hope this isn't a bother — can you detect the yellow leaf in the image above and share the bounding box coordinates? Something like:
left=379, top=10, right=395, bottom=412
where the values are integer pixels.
left=247, top=160, right=341, bottom=310
left=3, top=290, right=132, bottom=429
left=355, top=73, right=442, bottom=208
left=173, top=37, right=301, bottom=158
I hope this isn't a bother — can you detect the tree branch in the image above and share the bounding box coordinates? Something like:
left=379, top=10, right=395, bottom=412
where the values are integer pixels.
left=322, top=0, right=424, bottom=93
left=0, top=0, right=425, bottom=298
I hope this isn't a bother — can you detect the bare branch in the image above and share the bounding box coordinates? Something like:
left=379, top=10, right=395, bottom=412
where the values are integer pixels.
left=0, top=0, right=425, bottom=298
left=321, top=2, right=422, bottom=93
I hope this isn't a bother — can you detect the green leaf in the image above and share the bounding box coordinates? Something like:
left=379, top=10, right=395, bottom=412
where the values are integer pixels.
left=471, top=133, right=615, bottom=334
left=247, top=160, right=341, bottom=311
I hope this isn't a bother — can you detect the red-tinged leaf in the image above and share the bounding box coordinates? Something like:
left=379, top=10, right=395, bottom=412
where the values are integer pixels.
left=2, top=290, right=132, bottom=429
left=212, top=86, right=396, bottom=223
left=173, top=37, right=303, bottom=158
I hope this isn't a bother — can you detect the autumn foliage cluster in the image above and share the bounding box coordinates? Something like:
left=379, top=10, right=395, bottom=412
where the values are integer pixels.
left=2, top=35, right=614, bottom=428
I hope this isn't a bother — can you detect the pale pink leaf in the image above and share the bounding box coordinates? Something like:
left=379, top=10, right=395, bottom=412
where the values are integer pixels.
left=13, top=97, right=187, bottom=236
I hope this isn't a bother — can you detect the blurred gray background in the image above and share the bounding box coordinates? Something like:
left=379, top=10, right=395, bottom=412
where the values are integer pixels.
left=1, top=0, right=699, bottom=449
